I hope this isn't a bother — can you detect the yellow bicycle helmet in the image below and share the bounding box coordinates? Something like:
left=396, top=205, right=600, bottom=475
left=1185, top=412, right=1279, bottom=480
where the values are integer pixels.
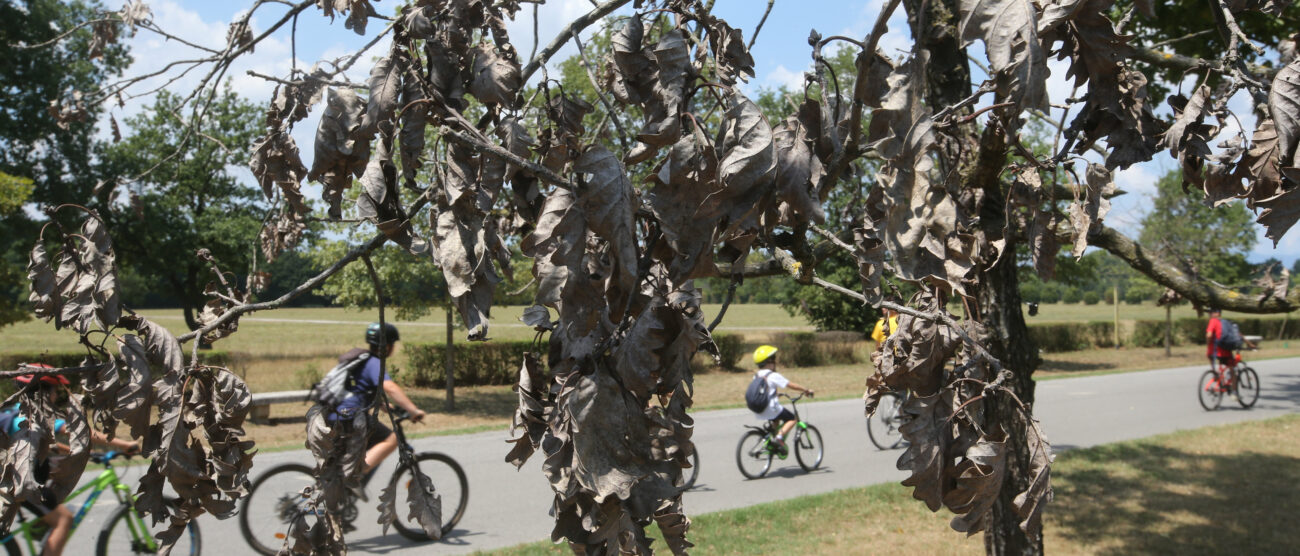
left=753, top=345, right=779, bottom=366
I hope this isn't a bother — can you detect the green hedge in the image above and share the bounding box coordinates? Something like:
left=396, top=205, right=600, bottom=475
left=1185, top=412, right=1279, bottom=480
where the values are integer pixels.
left=1029, top=317, right=1300, bottom=352
left=404, top=341, right=539, bottom=388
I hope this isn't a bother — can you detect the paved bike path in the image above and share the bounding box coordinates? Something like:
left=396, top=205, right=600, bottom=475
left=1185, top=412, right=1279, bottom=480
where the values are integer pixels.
left=84, top=357, right=1300, bottom=555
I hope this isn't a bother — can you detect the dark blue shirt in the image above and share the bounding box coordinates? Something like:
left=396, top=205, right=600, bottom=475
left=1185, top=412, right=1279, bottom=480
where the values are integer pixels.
left=331, top=353, right=389, bottom=419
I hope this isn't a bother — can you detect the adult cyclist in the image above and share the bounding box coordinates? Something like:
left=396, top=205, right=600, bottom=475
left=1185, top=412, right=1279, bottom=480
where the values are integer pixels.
left=748, top=346, right=814, bottom=455
left=3, top=367, right=139, bottom=556
left=329, top=323, right=427, bottom=473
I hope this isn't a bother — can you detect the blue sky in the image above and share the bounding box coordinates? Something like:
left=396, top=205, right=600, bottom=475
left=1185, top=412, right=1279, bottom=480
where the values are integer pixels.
left=102, top=0, right=1300, bottom=268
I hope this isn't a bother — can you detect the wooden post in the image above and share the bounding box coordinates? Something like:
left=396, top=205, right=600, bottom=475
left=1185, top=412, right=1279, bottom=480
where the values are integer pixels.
left=1170, top=303, right=1180, bottom=355
left=445, top=304, right=455, bottom=411
left=1113, top=285, right=1120, bottom=349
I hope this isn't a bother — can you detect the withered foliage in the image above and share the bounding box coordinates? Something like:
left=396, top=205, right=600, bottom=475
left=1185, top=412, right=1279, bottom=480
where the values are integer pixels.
left=19, top=0, right=1300, bottom=554
left=19, top=209, right=254, bottom=555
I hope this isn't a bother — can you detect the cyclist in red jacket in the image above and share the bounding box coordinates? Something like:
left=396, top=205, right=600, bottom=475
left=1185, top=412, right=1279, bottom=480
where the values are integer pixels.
left=1205, top=308, right=1234, bottom=368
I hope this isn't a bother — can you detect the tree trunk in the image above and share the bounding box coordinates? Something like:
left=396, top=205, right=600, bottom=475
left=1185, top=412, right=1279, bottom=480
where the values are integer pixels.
left=445, top=304, right=455, bottom=412
left=977, top=244, right=1044, bottom=556
left=1170, top=303, right=1180, bottom=355
left=901, top=1, right=1044, bottom=552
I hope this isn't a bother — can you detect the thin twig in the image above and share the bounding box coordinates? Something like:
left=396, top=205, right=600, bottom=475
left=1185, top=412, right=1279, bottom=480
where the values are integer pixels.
left=573, top=33, right=631, bottom=148
left=707, top=277, right=740, bottom=332
left=748, top=0, right=775, bottom=51
left=520, top=0, right=634, bottom=85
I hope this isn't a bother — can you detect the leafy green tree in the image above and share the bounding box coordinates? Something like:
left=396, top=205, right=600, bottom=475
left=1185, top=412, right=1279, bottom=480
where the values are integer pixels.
left=99, top=88, right=265, bottom=330
left=0, top=0, right=130, bottom=328
left=313, top=238, right=449, bottom=322
left=1139, top=169, right=1255, bottom=286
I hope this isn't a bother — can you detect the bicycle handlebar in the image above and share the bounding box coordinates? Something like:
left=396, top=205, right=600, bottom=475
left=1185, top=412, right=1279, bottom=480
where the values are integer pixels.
left=90, top=451, right=132, bottom=465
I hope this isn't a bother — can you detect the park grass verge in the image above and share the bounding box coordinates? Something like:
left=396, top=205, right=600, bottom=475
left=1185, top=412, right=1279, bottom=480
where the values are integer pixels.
left=481, top=413, right=1300, bottom=555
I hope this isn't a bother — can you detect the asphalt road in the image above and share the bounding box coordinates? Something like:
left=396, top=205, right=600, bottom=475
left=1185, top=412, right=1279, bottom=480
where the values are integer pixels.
left=73, top=357, right=1300, bottom=555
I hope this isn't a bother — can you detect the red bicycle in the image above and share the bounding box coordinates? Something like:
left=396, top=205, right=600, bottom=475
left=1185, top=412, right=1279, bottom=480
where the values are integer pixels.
left=1198, top=353, right=1260, bottom=411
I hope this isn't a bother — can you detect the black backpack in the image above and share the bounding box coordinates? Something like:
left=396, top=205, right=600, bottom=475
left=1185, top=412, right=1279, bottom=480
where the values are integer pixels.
left=308, top=350, right=370, bottom=407
left=745, top=371, right=774, bottom=413
left=1216, top=319, right=1243, bottom=351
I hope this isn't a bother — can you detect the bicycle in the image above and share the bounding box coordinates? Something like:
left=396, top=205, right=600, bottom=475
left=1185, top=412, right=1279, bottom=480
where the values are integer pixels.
left=735, top=394, right=824, bottom=479
left=681, top=449, right=700, bottom=491
left=1, top=451, right=200, bottom=556
left=239, top=409, right=468, bottom=555
left=1198, top=352, right=1260, bottom=411
left=867, top=390, right=910, bottom=450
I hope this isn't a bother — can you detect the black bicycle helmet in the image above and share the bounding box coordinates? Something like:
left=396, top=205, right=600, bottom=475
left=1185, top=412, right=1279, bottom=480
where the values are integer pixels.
left=366, top=322, right=400, bottom=346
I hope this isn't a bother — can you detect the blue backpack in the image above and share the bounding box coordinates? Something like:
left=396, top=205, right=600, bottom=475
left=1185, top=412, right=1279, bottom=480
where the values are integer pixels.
left=1216, top=319, right=1243, bottom=351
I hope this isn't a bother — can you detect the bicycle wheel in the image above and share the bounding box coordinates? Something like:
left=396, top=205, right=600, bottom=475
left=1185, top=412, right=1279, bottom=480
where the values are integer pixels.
left=794, top=424, right=824, bottom=472
left=867, top=392, right=907, bottom=450
left=735, top=430, right=772, bottom=480
left=1198, top=370, right=1223, bottom=411
left=240, top=463, right=317, bottom=555
left=96, top=502, right=200, bottom=556
left=680, top=449, right=700, bottom=491
left=389, top=452, right=469, bottom=541
left=1236, top=366, right=1260, bottom=408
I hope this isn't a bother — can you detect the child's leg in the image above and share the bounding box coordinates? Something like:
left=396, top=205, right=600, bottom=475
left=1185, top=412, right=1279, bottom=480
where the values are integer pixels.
left=42, top=505, right=74, bottom=556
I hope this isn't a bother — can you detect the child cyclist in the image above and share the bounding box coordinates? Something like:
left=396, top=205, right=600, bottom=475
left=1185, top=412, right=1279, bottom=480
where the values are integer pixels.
left=748, top=345, right=814, bottom=455
left=4, top=367, right=140, bottom=556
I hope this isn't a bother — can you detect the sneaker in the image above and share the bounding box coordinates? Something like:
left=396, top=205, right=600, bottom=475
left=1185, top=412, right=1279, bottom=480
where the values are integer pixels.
left=771, top=438, right=789, bottom=459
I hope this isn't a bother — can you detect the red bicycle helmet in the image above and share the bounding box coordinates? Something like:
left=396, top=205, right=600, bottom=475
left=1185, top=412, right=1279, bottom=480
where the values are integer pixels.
left=15, top=363, right=70, bottom=387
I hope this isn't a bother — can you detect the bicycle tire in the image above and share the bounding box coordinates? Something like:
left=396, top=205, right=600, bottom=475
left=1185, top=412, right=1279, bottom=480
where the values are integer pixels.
left=240, top=463, right=316, bottom=556
left=867, top=392, right=907, bottom=450
left=97, top=502, right=201, bottom=556
left=389, top=452, right=469, bottom=541
left=794, top=424, right=824, bottom=472
left=1236, top=366, right=1260, bottom=408
left=735, top=430, right=772, bottom=480
left=681, top=449, right=700, bottom=491
left=1198, top=370, right=1223, bottom=411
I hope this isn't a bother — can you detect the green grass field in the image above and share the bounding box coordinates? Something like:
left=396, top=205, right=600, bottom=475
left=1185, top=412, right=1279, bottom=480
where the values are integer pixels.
left=483, top=414, right=1300, bottom=555
left=0, top=304, right=813, bottom=356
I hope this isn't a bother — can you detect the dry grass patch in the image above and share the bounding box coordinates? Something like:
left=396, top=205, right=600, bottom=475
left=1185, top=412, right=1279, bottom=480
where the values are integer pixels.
left=484, top=414, right=1300, bottom=555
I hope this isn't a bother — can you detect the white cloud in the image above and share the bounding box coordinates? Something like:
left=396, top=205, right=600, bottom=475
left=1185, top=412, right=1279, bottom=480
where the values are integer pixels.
left=762, top=64, right=806, bottom=91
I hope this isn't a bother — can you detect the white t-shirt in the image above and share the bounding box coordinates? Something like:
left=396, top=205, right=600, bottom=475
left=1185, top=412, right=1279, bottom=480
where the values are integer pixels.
left=753, top=369, right=790, bottom=421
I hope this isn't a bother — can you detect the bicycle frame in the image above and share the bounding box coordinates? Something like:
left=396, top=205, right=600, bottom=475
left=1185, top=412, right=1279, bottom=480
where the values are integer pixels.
left=743, top=394, right=810, bottom=446
left=0, top=463, right=154, bottom=554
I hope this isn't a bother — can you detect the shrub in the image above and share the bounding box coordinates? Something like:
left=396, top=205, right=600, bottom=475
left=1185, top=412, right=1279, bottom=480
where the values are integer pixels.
left=1019, top=281, right=1042, bottom=303
left=1062, top=287, right=1083, bottom=304
left=404, top=341, right=539, bottom=388
left=1131, top=320, right=1174, bottom=348
left=295, top=363, right=323, bottom=389
left=763, top=331, right=864, bottom=367
left=1083, top=291, right=1101, bottom=305
left=783, top=332, right=821, bottom=367
left=1124, top=288, right=1147, bottom=305
left=1038, top=282, right=1062, bottom=303
left=712, top=333, right=745, bottom=370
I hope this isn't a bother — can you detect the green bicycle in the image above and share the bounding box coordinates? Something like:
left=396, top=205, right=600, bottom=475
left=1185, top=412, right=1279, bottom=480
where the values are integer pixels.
left=1, top=451, right=201, bottom=555
left=735, top=394, right=824, bottom=479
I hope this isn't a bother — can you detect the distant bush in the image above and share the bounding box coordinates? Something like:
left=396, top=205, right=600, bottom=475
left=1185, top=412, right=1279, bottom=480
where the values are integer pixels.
left=405, top=341, right=537, bottom=388
left=1124, top=288, right=1147, bottom=305
left=1062, top=287, right=1083, bottom=304
left=712, top=333, right=744, bottom=370
left=1038, top=283, right=1062, bottom=303
left=1083, top=291, right=1101, bottom=305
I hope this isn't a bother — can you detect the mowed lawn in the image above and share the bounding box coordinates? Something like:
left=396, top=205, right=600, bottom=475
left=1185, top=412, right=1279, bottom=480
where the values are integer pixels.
left=485, top=414, right=1300, bottom=555
left=0, top=304, right=813, bottom=355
